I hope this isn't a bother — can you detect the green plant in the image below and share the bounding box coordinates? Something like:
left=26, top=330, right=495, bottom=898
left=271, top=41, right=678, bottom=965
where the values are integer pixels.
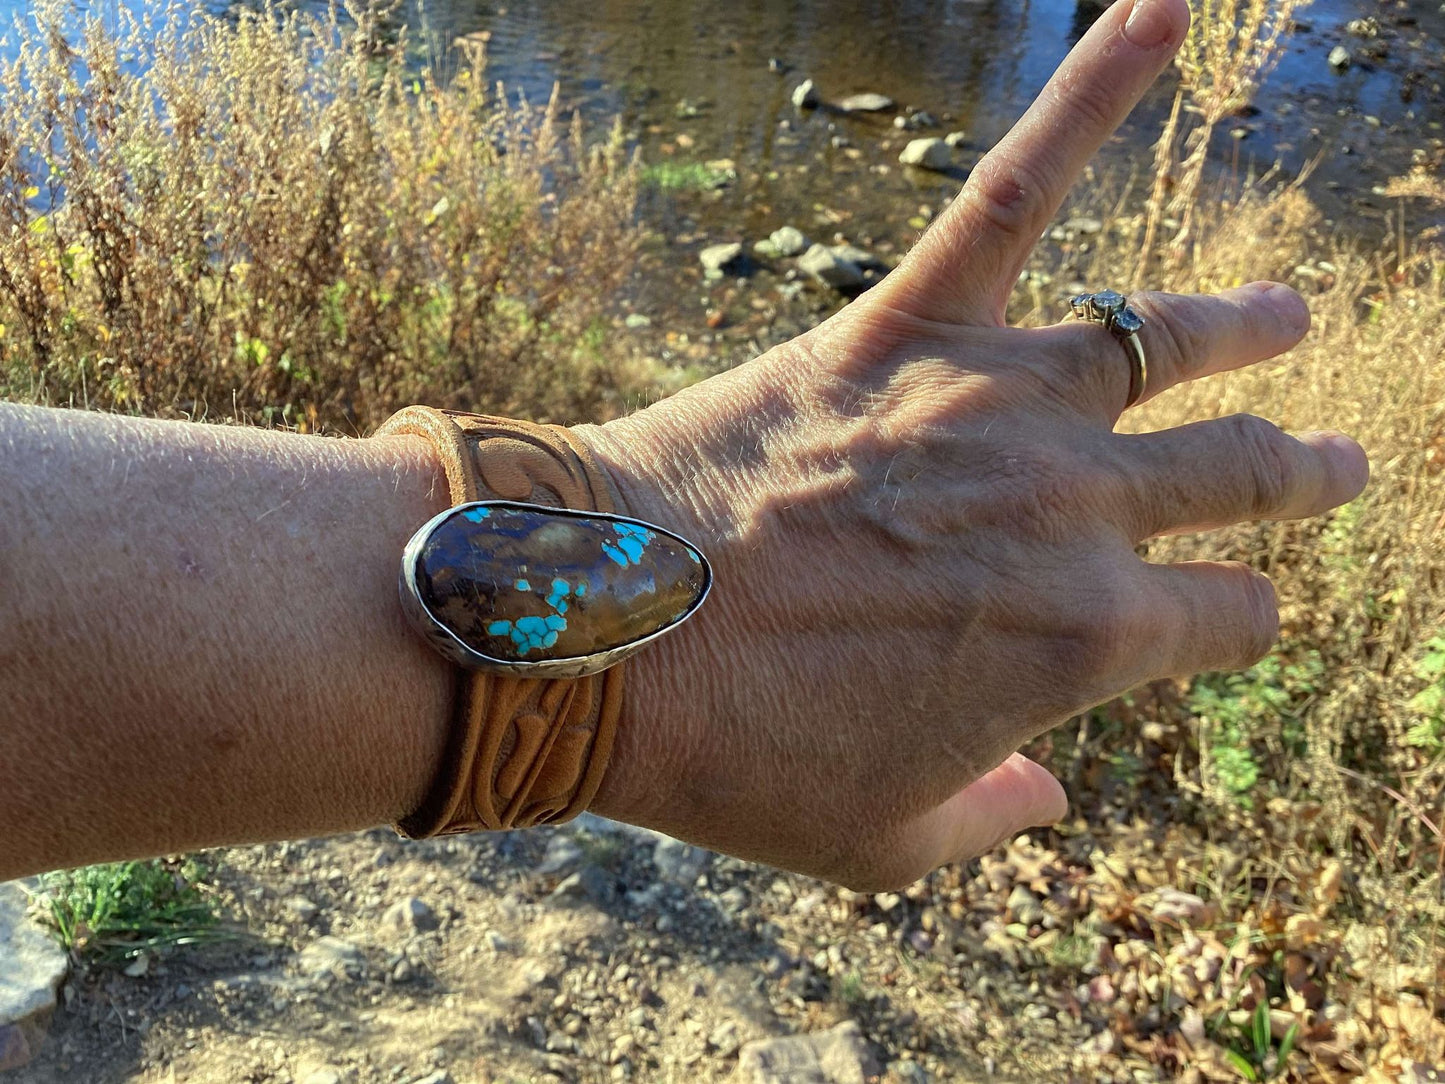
left=639, top=160, right=732, bottom=192
left=1405, top=636, right=1445, bottom=752
left=838, top=969, right=865, bottom=1006
left=36, top=858, right=225, bottom=966
left=1212, top=998, right=1299, bottom=1081
left=1186, top=652, right=1323, bottom=808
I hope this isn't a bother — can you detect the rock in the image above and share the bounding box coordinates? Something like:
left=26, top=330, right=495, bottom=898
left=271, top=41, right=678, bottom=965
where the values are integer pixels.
left=885, top=1061, right=929, bottom=1084
left=737, top=1022, right=879, bottom=1084
left=944, top=130, right=967, bottom=147
left=768, top=225, right=808, bottom=258
left=300, top=1069, right=349, bottom=1084
left=411, top=504, right=708, bottom=666
left=1006, top=885, right=1045, bottom=926
left=382, top=897, right=438, bottom=935
left=652, top=837, right=710, bottom=886
left=412, top=1072, right=453, bottom=1084
left=709, top=1020, right=741, bottom=1058
left=798, top=244, right=865, bottom=290
left=700, top=242, right=745, bottom=273
left=836, top=92, right=894, bottom=113
left=898, top=137, right=950, bottom=171
left=791, top=79, right=819, bottom=109
left=286, top=896, right=320, bottom=922
left=828, top=243, right=881, bottom=269
left=295, top=936, right=366, bottom=982
left=537, top=834, right=585, bottom=877
left=893, top=110, right=937, bottom=130
left=0, top=881, right=69, bottom=1073
left=1063, top=215, right=1104, bottom=235
left=548, top=867, right=615, bottom=907
left=623, top=313, right=652, bottom=330
left=1328, top=45, right=1351, bottom=70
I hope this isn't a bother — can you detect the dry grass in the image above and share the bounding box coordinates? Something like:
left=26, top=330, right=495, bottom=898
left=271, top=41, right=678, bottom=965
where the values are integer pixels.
left=0, top=0, right=648, bottom=432
left=1008, top=0, right=1445, bottom=1073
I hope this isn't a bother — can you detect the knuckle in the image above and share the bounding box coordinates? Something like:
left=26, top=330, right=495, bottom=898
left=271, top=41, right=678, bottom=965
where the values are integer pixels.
left=963, top=152, right=1056, bottom=243
left=1228, top=413, right=1294, bottom=514
left=1140, top=293, right=1211, bottom=376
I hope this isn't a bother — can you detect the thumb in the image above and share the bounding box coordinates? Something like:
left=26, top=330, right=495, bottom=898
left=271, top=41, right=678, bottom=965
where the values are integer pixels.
left=913, top=753, right=1069, bottom=870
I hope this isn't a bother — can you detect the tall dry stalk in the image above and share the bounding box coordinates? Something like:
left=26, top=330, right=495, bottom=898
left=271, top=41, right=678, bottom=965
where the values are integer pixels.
left=1136, top=0, right=1308, bottom=283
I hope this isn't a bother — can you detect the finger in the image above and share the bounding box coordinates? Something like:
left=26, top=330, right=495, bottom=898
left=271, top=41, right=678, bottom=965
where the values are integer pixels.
left=871, top=0, right=1190, bottom=327
left=913, top=754, right=1068, bottom=875
left=1035, top=282, right=1313, bottom=419
left=1113, top=417, right=1369, bottom=540
left=1144, top=560, right=1280, bottom=675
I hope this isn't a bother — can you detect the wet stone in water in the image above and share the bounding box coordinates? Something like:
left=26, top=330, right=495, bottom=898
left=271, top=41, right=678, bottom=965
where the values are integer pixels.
left=414, top=503, right=707, bottom=663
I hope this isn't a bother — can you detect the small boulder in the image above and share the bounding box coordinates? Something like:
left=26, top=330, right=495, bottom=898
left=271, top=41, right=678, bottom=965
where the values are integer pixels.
left=768, top=225, right=808, bottom=258
left=791, top=79, right=819, bottom=109
left=899, top=137, right=950, bottom=171
left=382, top=897, right=438, bottom=935
left=699, top=242, right=744, bottom=274
left=652, top=837, right=710, bottom=886
left=0, top=881, right=69, bottom=1073
left=737, top=1021, right=878, bottom=1084
left=798, top=244, right=865, bottom=290
left=536, top=834, right=585, bottom=877
left=296, top=936, right=366, bottom=983
left=836, top=92, right=895, bottom=113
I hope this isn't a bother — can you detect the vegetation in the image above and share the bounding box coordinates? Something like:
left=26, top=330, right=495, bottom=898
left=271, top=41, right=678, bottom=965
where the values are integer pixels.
left=37, top=858, right=224, bottom=967
left=0, top=0, right=650, bottom=431
left=2, top=0, right=1442, bottom=1078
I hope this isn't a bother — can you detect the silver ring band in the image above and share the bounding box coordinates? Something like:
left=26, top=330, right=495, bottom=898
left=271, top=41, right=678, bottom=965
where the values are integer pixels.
left=1070, top=290, right=1148, bottom=408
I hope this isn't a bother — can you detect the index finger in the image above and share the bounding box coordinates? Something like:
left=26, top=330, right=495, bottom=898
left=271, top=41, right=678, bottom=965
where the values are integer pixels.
left=871, top=0, right=1190, bottom=328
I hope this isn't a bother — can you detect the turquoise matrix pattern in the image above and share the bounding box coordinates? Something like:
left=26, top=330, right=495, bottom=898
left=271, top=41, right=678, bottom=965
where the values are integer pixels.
left=415, top=502, right=707, bottom=663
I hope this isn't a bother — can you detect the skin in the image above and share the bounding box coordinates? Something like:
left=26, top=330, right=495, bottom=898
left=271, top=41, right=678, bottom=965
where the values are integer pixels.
left=0, top=0, right=1368, bottom=888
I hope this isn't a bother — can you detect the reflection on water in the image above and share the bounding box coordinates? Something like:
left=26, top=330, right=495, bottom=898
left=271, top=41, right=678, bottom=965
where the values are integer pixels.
left=1, top=0, right=1440, bottom=287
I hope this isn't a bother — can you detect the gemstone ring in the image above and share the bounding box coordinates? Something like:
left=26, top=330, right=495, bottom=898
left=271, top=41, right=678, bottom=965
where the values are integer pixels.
left=1069, top=289, right=1148, bottom=409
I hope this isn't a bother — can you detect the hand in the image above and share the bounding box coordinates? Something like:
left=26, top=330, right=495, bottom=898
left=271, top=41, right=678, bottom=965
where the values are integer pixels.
left=578, top=0, right=1368, bottom=889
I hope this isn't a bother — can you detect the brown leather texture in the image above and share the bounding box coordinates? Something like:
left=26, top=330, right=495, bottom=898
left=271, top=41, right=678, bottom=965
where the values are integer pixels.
left=378, top=407, right=624, bottom=837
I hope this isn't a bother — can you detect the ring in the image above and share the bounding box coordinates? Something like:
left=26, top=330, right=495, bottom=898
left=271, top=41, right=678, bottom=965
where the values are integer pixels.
left=1070, top=289, right=1148, bottom=408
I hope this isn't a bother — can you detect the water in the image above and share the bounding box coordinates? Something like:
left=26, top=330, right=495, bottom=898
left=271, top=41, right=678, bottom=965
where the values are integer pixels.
left=1, top=0, right=1440, bottom=338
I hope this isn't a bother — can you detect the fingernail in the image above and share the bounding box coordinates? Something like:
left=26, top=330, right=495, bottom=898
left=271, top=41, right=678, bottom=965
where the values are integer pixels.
left=1124, top=0, right=1180, bottom=48
left=1257, top=281, right=1311, bottom=335
left=1302, top=431, right=1371, bottom=491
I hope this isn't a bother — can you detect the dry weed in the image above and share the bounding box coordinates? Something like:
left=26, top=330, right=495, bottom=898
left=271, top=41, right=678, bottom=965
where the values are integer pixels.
left=0, top=1, right=648, bottom=431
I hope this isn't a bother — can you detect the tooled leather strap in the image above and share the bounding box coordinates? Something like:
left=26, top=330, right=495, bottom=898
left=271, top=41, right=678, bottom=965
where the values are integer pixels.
left=379, top=407, right=624, bottom=837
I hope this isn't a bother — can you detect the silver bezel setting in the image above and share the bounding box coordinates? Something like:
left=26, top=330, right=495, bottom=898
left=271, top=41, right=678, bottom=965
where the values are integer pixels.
left=400, top=500, right=713, bottom=679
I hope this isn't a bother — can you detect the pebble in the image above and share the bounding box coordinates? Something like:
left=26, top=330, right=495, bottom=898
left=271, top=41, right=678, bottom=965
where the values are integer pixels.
left=1329, top=45, right=1352, bottom=70
left=652, top=837, right=710, bottom=886
left=623, top=313, right=652, bottom=330
left=382, top=897, right=438, bottom=935
left=798, top=243, right=865, bottom=289
left=299, top=1069, right=348, bottom=1084
left=699, top=242, right=744, bottom=273
left=295, top=936, right=366, bottom=983
left=898, top=137, right=950, bottom=171
left=412, top=1072, right=453, bottom=1084
left=286, top=896, right=321, bottom=922
left=536, top=834, right=585, bottom=877
left=768, top=225, right=808, bottom=258
left=836, top=92, right=895, bottom=113
left=791, top=79, right=819, bottom=109
left=548, top=867, right=615, bottom=907
left=944, top=130, right=968, bottom=147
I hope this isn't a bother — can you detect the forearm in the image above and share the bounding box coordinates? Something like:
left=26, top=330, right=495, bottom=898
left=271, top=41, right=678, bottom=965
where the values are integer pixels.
left=0, top=404, right=456, bottom=879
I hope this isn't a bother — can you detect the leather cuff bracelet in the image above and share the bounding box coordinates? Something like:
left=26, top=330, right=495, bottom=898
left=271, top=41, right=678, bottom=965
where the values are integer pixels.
left=379, top=407, right=710, bottom=837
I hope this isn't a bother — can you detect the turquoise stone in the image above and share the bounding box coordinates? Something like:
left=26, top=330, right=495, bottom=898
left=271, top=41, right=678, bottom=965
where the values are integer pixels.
left=413, top=503, right=708, bottom=663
